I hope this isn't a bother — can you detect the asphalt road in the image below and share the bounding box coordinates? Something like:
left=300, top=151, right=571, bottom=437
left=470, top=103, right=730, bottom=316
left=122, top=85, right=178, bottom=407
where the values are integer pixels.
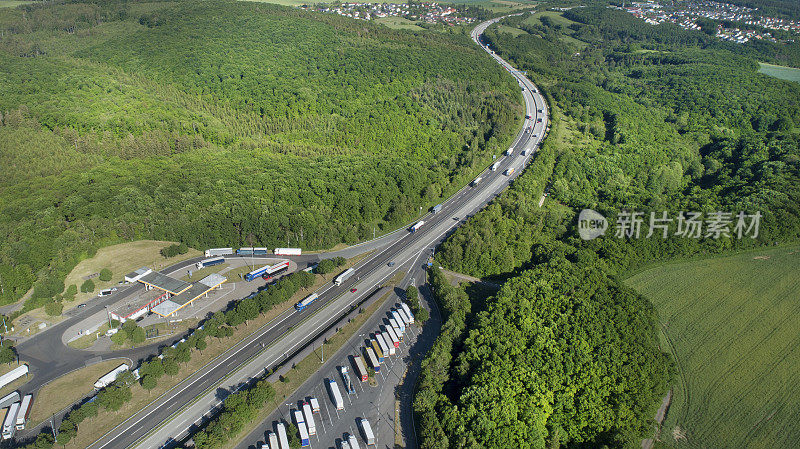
left=31, top=13, right=549, bottom=449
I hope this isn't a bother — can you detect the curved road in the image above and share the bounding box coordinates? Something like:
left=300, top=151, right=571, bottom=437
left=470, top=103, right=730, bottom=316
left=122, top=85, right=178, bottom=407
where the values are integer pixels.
left=21, top=13, right=547, bottom=449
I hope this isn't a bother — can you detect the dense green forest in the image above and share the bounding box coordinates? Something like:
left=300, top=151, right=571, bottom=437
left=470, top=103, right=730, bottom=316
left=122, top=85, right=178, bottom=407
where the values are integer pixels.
left=415, top=6, right=799, bottom=449
left=0, top=0, right=520, bottom=309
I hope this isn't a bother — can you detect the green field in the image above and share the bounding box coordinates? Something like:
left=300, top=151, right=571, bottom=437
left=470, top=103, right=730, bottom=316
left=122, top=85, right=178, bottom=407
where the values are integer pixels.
left=374, top=16, right=424, bottom=30
left=759, top=62, right=800, bottom=84
left=627, top=245, right=800, bottom=448
left=0, top=1, right=34, bottom=8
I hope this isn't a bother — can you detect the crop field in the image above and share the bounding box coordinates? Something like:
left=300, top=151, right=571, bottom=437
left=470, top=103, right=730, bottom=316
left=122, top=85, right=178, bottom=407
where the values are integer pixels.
left=758, top=62, right=800, bottom=84
left=627, top=245, right=800, bottom=448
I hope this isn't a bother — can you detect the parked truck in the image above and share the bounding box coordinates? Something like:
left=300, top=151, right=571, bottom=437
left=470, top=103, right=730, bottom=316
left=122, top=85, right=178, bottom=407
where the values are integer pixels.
left=94, top=364, right=129, bottom=389
left=334, top=268, right=356, bottom=286
left=310, top=397, right=320, bottom=413
left=391, top=311, right=406, bottom=334
left=395, top=308, right=412, bottom=326
left=410, top=221, right=425, bottom=233
left=302, top=402, right=317, bottom=436
left=370, top=340, right=384, bottom=363
left=353, top=355, right=368, bottom=382
left=267, top=431, right=279, bottom=449
left=384, top=325, right=400, bottom=347
left=293, top=410, right=310, bottom=447
left=365, top=347, right=380, bottom=373
left=2, top=402, right=18, bottom=440
left=0, top=393, right=20, bottom=410
left=341, top=366, right=355, bottom=393
left=328, top=379, right=344, bottom=410
left=380, top=331, right=397, bottom=354
left=276, top=422, right=290, bottom=449
left=374, top=333, right=390, bottom=357
left=204, top=248, right=233, bottom=257
left=400, top=303, right=415, bottom=324
left=14, top=395, right=32, bottom=430
left=195, top=256, right=225, bottom=270
left=273, top=248, right=302, bottom=256
left=347, top=433, right=361, bottom=449
left=359, top=418, right=376, bottom=446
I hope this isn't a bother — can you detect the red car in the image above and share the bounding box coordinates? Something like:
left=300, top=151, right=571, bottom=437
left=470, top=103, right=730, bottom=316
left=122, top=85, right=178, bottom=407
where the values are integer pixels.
left=350, top=288, right=357, bottom=293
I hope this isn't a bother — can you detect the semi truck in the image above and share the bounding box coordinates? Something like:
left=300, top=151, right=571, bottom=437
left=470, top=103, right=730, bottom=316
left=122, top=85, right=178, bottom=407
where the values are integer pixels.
left=391, top=311, right=406, bottom=334
left=347, top=433, right=361, bottom=449
left=359, top=418, right=376, bottom=446
left=94, top=364, right=129, bottom=389
left=353, top=355, right=368, bottom=382
left=236, top=247, right=269, bottom=256
left=491, top=161, right=501, bottom=171
left=380, top=331, right=396, bottom=355
left=370, top=340, right=384, bottom=363
left=0, top=393, right=19, bottom=410
left=334, top=268, right=356, bottom=286
left=374, top=333, right=390, bottom=357
left=302, top=402, right=317, bottom=436
left=295, top=293, right=318, bottom=312
left=410, top=221, right=425, bottom=233
left=293, top=410, right=311, bottom=447
left=504, top=167, right=515, bottom=176
left=395, top=308, right=411, bottom=326
left=365, top=347, right=380, bottom=373
left=0, top=366, right=26, bottom=392
left=204, top=248, right=233, bottom=257
left=400, top=303, right=415, bottom=324
left=328, top=379, right=344, bottom=410
left=276, top=422, right=290, bottom=449
left=261, top=260, right=290, bottom=281
left=505, top=147, right=514, bottom=156
left=14, top=395, right=32, bottom=430
left=310, top=397, right=320, bottom=413
left=2, top=402, right=18, bottom=440
left=389, top=318, right=403, bottom=340
left=244, top=264, right=272, bottom=282
left=267, top=431, right=279, bottom=449
left=195, top=256, right=225, bottom=270
left=340, top=366, right=355, bottom=393
left=273, top=248, right=302, bottom=256
left=384, top=325, right=400, bottom=347
left=471, top=176, right=483, bottom=187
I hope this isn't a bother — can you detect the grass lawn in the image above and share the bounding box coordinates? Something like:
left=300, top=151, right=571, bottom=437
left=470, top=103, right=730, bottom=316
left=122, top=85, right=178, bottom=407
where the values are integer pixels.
left=627, top=244, right=800, bottom=448
left=496, top=24, right=527, bottom=35
left=523, top=10, right=576, bottom=28
left=28, top=360, right=124, bottom=427
left=0, top=0, right=34, bottom=7
left=758, top=62, right=800, bottom=84
left=375, top=16, right=424, bottom=31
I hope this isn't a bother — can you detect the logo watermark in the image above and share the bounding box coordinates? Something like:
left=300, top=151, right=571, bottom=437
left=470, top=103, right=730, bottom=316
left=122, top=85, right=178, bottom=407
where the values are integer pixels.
left=578, top=210, right=762, bottom=240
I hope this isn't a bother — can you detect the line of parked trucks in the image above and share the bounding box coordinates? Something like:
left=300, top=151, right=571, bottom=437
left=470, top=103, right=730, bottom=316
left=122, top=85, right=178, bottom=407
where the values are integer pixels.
left=203, top=247, right=303, bottom=258
left=0, top=392, right=34, bottom=441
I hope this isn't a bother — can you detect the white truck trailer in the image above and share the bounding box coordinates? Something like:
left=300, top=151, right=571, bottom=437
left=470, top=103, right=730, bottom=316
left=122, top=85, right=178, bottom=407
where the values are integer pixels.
left=328, top=379, right=344, bottom=410
left=334, top=268, right=356, bottom=286
left=14, top=395, right=32, bottom=430
left=2, top=402, right=18, bottom=440
left=359, top=418, right=376, bottom=446
left=94, top=363, right=129, bottom=389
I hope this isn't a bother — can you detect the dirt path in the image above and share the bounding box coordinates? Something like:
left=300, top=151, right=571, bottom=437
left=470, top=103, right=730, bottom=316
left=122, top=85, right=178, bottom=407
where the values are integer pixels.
left=642, top=389, right=673, bottom=449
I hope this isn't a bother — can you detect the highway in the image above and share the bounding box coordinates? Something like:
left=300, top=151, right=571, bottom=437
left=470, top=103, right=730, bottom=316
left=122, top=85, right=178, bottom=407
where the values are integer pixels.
left=80, top=13, right=548, bottom=449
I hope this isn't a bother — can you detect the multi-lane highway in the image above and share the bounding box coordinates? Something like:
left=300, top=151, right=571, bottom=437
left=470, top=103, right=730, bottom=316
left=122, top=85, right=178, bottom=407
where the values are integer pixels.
left=76, top=13, right=548, bottom=449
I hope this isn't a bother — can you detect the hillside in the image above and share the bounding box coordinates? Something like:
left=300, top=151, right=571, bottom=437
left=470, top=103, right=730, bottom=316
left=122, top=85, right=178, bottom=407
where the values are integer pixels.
left=416, top=7, right=800, bottom=449
left=0, top=0, right=521, bottom=310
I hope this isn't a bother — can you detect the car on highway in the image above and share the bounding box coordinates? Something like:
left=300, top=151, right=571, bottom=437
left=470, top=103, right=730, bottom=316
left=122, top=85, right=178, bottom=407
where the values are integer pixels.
left=526, top=114, right=531, bottom=119
left=387, top=262, right=395, bottom=267
left=77, top=303, right=86, bottom=309
left=350, top=288, right=357, bottom=293
left=453, top=216, right=459, bottom=220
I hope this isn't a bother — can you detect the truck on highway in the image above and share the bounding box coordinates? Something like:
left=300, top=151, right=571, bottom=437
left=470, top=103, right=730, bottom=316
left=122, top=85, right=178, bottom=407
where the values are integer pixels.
left=195, top=256, right=225, bottom=270
left=359, top=418, right=376, bottom=446
left=491, top=161, right=501, bottom=171
left=2, top=402, right=18, bottom=440
left=471, top=176, right=483, bottom=187
left=504, top=167, right=515, bottom=176
left=380, top=331, right=396, bottom=354
left=391, top=311, right=406, bottom=334
left=94, top=363, right=129, bottom=389
left=204, top=248, right=233, bottom=257
left=293, top=410, right=311, bottom=447
left=334, top=268, right=356, bottom=286
left=370, top=340, right=384, bottom=363
left=365, top=347, right=380, bottom=373
left=400, top=303, right=415, bottom=324
left=505, top=147, right=514, bottom=156
left=432, top=204, right=442, bottom=214
left=273, top=247, right=302, bottom=256
left=302, top=402, right=317, bottom=436
left=310, top=397, right=320, bottom=413
left=295, top=293, right=318, bottom=312
left=14, top=395, right=32, bottom=430
left=374, top=333, right=390, bottom=357
left=353, top=355, right=368, bottom=382
left=328, top=379, right=344, bottom=410
left=410, top=221, right=425, bottom=233
left=276, top=422, right=290, bottom=449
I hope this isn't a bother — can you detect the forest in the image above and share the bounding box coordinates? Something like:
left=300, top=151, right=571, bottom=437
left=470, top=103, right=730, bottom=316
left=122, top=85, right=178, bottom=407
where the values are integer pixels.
left=415, top=6, right=800, bottom=449
left=0, top=0, right=521, bottom=310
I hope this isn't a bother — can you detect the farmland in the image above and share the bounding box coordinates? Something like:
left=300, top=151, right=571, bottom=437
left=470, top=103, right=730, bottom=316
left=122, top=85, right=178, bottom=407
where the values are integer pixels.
left=627, top=245, right=800, bottom=448
left=759, top=62, right=800, bottom=84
